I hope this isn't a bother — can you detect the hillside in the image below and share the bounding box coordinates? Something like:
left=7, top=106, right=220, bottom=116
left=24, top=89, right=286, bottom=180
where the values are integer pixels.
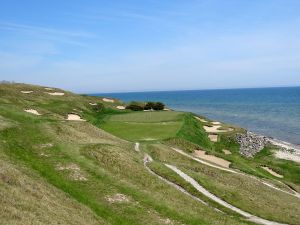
left=0, top=83, right=300, bottom=225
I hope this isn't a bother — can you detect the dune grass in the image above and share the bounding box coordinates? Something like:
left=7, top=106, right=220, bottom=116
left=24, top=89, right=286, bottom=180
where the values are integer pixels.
left=1, top=83, right=299, bottom=225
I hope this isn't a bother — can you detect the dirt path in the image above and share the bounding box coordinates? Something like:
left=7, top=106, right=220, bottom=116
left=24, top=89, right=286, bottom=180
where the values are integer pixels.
left=171, top=147, right=300, bottom=199
left=143, top=154, right=211, bottom=207
left=165, top=164, right=287, bottom=225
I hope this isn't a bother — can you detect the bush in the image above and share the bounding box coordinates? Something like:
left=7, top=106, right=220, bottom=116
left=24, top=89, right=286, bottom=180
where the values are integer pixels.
left=144, top=102, right=165, bottom=111
left=153, top=102, right=165, bottom=110
left=126, top=104, right=143, bottom=111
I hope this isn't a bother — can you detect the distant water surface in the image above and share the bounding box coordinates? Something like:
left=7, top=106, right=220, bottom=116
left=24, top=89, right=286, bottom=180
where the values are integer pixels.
left=91, top=87, right=300, bottom=145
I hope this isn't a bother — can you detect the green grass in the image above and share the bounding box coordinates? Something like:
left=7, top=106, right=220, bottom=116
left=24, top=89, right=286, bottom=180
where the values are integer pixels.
left=109, top=111, right=184, bottom=122
left=101, top=121, right=183, bottom=141
left=1, top=83, right=299, bottom=225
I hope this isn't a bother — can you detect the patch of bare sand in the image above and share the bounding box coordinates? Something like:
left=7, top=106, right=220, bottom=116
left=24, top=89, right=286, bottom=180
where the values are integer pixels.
left=275, top=151, right=300, bottom=163
left=194, top=116, right=208, bottom=123
left=103, top=98, right=114, bottom=103
left=67, top=114, right=85, bottom=121
left=204, top=125, right=233, bottom=133
left=44, top=87, right=54, bottom=90
left=208, top=134, right=218, bottom=142
left=45, top=92, right=65, bottom=96
left=212, top=121, right=221, bottom=125
left=105, top=194, right=130, bottom=203
left=89, top=103, right=97, bottom=106
left=24, top=109, right=41, bottom=115
left=56, top=163, right=87, bottom=181
left=116, top=106, right=125, bottom=110
left=261, top=166, right=283, bottom=178
left=194, top=150, right=231, bottom=168
left=222, top=149, right=232, bottom=155
left=21, top=91, right=33, bottom=94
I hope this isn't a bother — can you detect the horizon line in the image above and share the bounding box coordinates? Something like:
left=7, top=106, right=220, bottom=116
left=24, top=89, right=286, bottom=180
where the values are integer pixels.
left=86, top=85, right=300, bottom=95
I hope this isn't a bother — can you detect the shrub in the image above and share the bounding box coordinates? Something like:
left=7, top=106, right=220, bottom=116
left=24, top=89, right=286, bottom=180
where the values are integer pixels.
left=125, top=104, right=143, bottom=111
left=153, top=102, right=165, bottom=110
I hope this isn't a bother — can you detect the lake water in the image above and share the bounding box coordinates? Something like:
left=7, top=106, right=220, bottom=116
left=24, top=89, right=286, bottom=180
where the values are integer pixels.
left=91, top=87, right=300, bottom=145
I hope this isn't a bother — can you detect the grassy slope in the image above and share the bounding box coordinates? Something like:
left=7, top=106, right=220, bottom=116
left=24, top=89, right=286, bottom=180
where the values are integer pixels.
left=1, top=83, right=299, bottom=225
left=0, top=83, right=248, bottom=225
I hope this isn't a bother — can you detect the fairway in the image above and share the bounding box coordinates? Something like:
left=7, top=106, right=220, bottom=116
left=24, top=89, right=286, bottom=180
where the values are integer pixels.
left=109, top=111, right=184, bottom=123
left=101, top=111, right=184, bottom=141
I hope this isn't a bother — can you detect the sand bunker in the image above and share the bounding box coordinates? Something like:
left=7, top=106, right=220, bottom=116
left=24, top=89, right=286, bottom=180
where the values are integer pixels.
left=21, top=91, right=33, bottom=94
left=67, top=114, right=85, bottom=121
left=222, top=149, right=232, bottom=155
left=24, top=109, right=41, bottom=115
left=194, top=116, right=208, bottom=123
left=204, top=125, right=233, bottom=133
left=212, top=121, right=222, bottom=125
left=116, top=106, right=126, bottom=110
left=44, top=87, right=54, bottom=91
left=194, top=150, right=231, bottom=168
left=275, top=151, right=300, bottom=164
left=46, top=92, right=65, bottom=96
left=261, top=166, right=283, bottom=178
left=103, top=98, right=114, bottom=103
left=106, top=194, right=130, bottom=203
left=89, top=103, right=97, bottom=106
left=208, top=134, right=218, bottom=142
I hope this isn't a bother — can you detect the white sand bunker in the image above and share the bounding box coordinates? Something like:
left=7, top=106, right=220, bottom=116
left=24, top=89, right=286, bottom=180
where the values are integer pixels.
left=261, top=166, right=283, bottom=178
left=21, top=91, right=33, bottom=94
left=222, top=149, right=232, bottom=155
left=45, top=92, right=65, bottom=96
left=212, top=121, right=221, bottom=125
left=195, top=116, right=208, bottom=123
left=56, top=163, right=87, bottom=181
left=116, top=106, right=125, bottom=110
left=106, top=194, right=130, bottom=203
left=208, top=134, right=218, bottom=142
left=24, top=109, right=41, bottom=115
left=67, top=114, right=85, bottom=121
left=275, top=151, right=300, bottom=164
left=102, top=98, right=114, bottom=103
left=204, top=125, right=233, bottom=133
left=89, top=103, right=97, bottom=106
left=194, top=150, right=231, bottom=168
left=44, top=87, right=54, bottom=91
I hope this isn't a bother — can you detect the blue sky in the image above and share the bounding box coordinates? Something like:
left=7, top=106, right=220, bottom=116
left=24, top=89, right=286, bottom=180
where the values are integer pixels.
left=1, top=0, right=300, bottom=93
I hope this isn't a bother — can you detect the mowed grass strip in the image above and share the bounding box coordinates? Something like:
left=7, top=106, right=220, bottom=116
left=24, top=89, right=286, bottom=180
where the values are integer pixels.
left=101, top=111, right=185, bottom=141
left=101, top=121, right=182, bottom=141
left=109, top=111, right=184, bottom=123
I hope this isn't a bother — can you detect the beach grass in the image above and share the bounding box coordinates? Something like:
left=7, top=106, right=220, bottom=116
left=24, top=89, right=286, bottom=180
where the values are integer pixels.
left=1, top=83, right=299, bottom=225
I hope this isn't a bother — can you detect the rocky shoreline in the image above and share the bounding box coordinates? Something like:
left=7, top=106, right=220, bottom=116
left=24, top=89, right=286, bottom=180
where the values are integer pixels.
left=236, top=131, right=300, bottom=163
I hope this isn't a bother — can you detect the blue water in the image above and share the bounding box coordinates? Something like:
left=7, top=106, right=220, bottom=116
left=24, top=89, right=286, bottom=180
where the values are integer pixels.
left=91, top=87, right=300, bottom=145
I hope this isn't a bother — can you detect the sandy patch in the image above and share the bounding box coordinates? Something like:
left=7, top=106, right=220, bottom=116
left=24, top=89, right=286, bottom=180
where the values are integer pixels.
left=103, top=98, right=114, bottom=103
left=261, top=166, right=283, bottom=178
left=222, top=149, right=232, bottom=155
left=24, top=109, right=41, bottom=115
left=212, top=121, right=221, bottom=125
left=89, top=103, right=97, bottom=106
left=106, top=194, right=130, bottom=203
left=56, top=163, right=87, bottom=181
left=204, top=125, right=233, bottom=133
left=45, top=92, right=65, bottom=96
left=194, top=150, right=231, bottom=168
left=116, top=106, right=126, bottom=110
left=275, top=151, right=300, bottom=164
left=208, top=134, right=218, bottom=142
left=195, top=117, right=208, bottom=123
left=66, top=114, right=85, bottom=121
left=21, top=91, right=33, bottom=94
left=44, top=87, right=54, bottom=91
